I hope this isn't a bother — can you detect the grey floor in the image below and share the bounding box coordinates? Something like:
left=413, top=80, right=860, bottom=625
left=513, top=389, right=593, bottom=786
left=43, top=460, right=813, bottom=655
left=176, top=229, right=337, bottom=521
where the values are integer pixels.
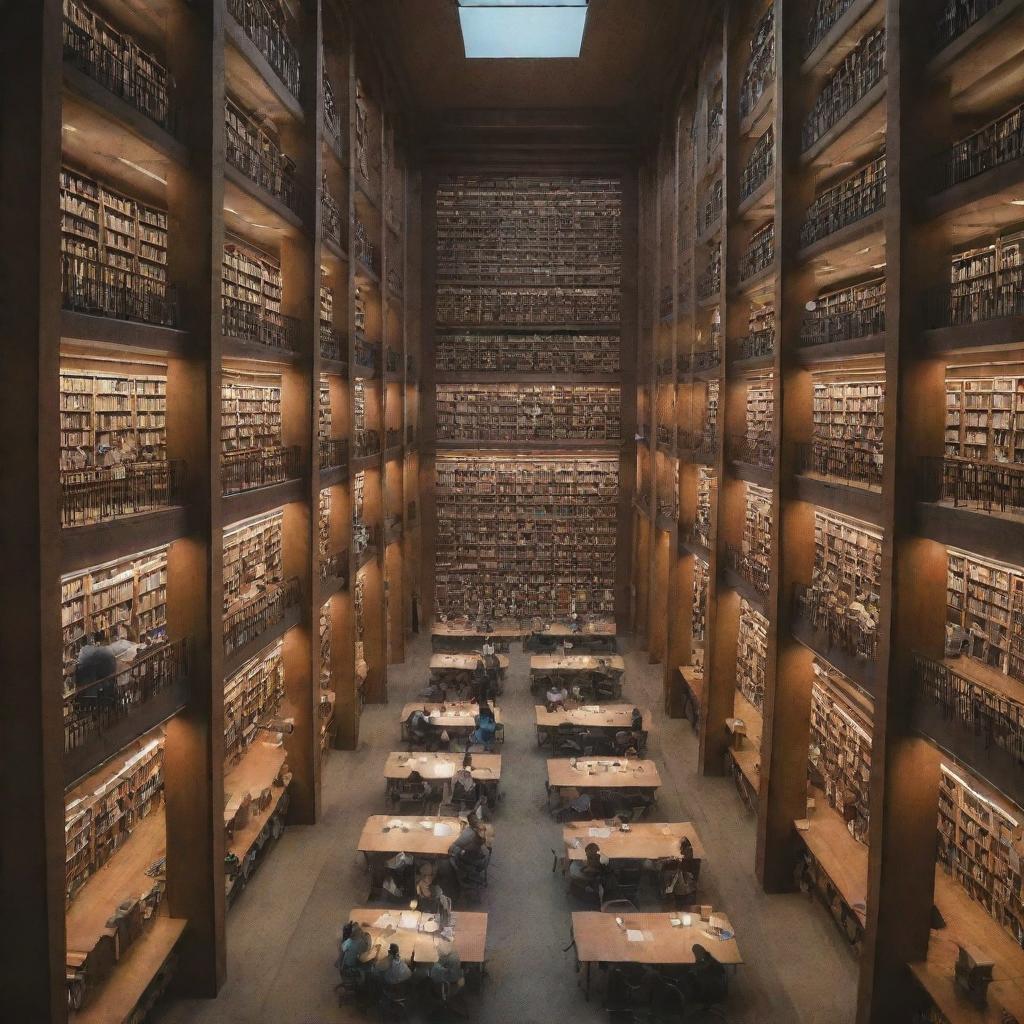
left=154, top=633, right=858, bottom=1024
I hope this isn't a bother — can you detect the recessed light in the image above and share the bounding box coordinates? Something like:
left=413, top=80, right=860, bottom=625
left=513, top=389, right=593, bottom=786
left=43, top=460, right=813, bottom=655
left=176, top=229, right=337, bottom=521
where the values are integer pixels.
left=225, top=206, right=239, bottom=215
left=856, top=246, right=871, bottom=254
left=1010, top=200, right=1024, bottom=206
left=871, top=262, right=886, bottom=269
left=117, top=157, right=166, bottom=185
left=62, top=123, right=78, bottom=133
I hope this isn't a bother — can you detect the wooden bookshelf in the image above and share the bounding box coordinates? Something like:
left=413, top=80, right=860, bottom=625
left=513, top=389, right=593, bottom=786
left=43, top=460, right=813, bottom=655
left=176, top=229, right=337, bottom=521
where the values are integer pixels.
left=741, top=483, right=773, bottom=590
left=223, top=639, right=284, bottom=760
left=801, top=277, right=885, bottom=347
left=945, top=373, right=1024, bottom=466
left=223, top=510, right=283, bottom=617
left=808, top=658, right=873, bottom=845
left=434, top=455, right=618, bottom=621
left=220, top=369, right=282, bottom=457
left=737, top=597, right=769, bottom=712
left=738, top=2, right=776, bottom=125
left=61, top=547, right=169, bottom=685
left=435, top=332, right=620, bottom=375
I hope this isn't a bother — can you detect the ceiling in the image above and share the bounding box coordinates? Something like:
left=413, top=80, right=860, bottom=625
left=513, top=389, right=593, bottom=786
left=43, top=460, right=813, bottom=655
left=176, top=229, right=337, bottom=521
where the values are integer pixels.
left=373, top=0, right=705, bottom=118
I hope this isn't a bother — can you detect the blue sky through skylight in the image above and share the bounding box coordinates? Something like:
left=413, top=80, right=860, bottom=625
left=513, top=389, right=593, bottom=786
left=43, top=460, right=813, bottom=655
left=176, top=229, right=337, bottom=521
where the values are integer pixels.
left=458, top=2, right=589, bottom=59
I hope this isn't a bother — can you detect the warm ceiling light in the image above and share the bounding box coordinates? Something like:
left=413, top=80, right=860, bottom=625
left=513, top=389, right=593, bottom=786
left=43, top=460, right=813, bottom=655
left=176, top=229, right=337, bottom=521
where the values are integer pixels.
left=458, top=0, right=589, bottom=59
left=856, top=246, right=871, bottom=254
left=118, top=157, right=167, bottom=184
left=1010, top=200, right=1024, bottom=206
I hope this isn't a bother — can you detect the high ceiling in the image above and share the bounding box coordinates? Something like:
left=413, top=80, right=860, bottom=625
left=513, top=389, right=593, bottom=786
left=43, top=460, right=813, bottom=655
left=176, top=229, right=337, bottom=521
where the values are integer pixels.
left=372, top=0, right=704, bottom=117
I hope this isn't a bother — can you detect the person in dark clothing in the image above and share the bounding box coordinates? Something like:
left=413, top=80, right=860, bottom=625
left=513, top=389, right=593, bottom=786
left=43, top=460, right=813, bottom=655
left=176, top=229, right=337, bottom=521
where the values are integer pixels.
left=74, top=636, right=119, bottom=710
left=681, top=944, right=729, bottom=1004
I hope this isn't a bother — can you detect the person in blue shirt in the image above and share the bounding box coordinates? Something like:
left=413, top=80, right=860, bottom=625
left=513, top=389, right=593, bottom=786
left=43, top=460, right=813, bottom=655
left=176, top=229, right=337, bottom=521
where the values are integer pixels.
left=468, top=700, right=497, bottom=751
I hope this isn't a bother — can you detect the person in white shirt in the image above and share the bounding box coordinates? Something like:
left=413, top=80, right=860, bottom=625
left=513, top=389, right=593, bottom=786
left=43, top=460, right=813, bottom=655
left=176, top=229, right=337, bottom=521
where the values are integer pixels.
left=480, top=638, right=495, bottom=659
left=546, top=683, right=570, bottom=710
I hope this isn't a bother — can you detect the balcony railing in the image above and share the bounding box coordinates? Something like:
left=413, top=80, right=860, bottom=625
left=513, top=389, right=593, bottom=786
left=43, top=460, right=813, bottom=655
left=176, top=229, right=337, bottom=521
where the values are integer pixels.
left=354, top=429, right=381, bottom=460
left=63, top=17, right=174, bottom=132
left=385, top=347, right=402, bottom=375
left=680, top=520, right=712, bottom=551
left=941, top=100, right=1024, bottom=190
left=321, top=190, right=344, bottom=249
left=800, top=153, right=886, bottom=248
left=64, top=637, right=191, bottom=757
left=385, top=427, right=402, bottom=450
left=225, top=116, right=301, bottom=217
left=729, top=433, right=775, bottom=470
left=794, top=582, right=879, bottom=662
left=930, top=270, right=1024, bottom=328
left=934, top=0, right=1008, bottom=52
left=805, top=0, right=857, bottom=58
left=353, top=520, right=378, bottom=557
left=797, top=440, right=883, bottom=487
left=222, top=296, right=299, bottom=351
left=319, top=550, right=349, bottom=588
left=354, top=336, right=380, bottom=372
left=657, top=500, right=679, bottom=524
left=656, top=424, right=676, bottom=448
left=696, top=257, right=722, bottom=301
left=221, top=445, right=300, bottom=496
left=723, top=543, right=771, bottom=596
left=319, top=438, right=348, bottom=471
left=226, top=0, right=301, bottom=98
left=737, top=325, right=776, bottom=361
left=740, top=126, right=774, bottom=202
left=62, top=253, right=178, bottom=327
left=920, top=456, right=1024, bottom=516
left=739, top=224, right=775, bottom=282
left=61, top=460, right=185, bottom=528
left=679, top=430, right=718, bottom=465
left=355, top=220, right=380, bottom=276
left=223, top=576, right=301, bottom=657
left=690, top=345, right=722, bottom=373
left=320, top=324, right=346, bottom=362
left=800, top=300, right=885, bottom=346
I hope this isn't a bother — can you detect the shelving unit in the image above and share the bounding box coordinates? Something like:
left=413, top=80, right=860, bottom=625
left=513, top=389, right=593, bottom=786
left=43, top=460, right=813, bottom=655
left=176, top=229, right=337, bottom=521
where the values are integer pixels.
left=222, top=511, right=283, bottom=617
left=737, top=598, right=768, bottom=711
left=221, top=370, right=282, bottom=457
left=944, top=373, right=1024, bottom=466
left=223, top=640, right=284, bottom=760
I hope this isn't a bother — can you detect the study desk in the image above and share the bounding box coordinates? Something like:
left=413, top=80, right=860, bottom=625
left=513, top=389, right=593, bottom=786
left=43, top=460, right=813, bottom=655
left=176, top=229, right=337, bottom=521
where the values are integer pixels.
left=546, top=758, right=660, bottom=811
left=530, top=655, right=625, bottom=699
left=429, top=653, right=510, bottom=677
left=431, top=621, right=522, bottom=652
left=535, top=705, right=650, bottom=749
left=348, top=907, right=488, bottom=970
left=384, top=752, right=502, bottom=803
left=563, top=821, right=704, bottom=863
left=528, top=621, right=617, bottom=652
left=401, top=702, right=504, bottom=740
left=571, top=910, right=742, bottom=997
left=358, top=815, right=469, bottom=858
left=910, top=869, right=1024, bottom=1024
left=677, top=666, right=704, bottom=733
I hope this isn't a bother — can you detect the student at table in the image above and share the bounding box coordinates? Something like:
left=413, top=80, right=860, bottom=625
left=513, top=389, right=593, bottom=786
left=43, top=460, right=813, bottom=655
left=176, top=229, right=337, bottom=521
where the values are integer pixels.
left=481, top=637, right=495, bottom=659
left=680, top=944, right=729, bottom=1005
left=468, top=701, right=497, bottom=752
left=568, top=841, right=609, bottom=901
left=428, top=949, right=465, bottom=996
left=408, top=707, right=435, bottom=748
left=449, top=812, right=489, bottom=884
left=448, top=753, right=479, bottom=808
left=375, top=943, right=413, bottom=987
left=612, top=729, right=641, bottom=757
left=415, top=862, right=444, bottom=914
left=337, top=921, right=374, bottom=975
left=546, top=682, right=570, bottom=711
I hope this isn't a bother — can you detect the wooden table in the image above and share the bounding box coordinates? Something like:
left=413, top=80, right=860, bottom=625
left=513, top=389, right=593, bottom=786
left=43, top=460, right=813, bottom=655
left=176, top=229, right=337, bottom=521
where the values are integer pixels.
left=678, top=666, right=703, bottom=733
left=401, top=702, right=503, bottom=740
left=546, top=758, right=660, bottom=810
left=385, top=751, right=502, bottom=804
left=431, top=621, right=522, bottom=652
left=429, top=653, right=510, bottom=676
left=535, top=705, right=650, bottom=748
left=358, top=815, right=469, bottom=858
left=530, top=654, right=625, bottom=699
left=348, top=907, right=488, bottom=969
left=563, top=821, right=704, bottom=863
left=528, top=622, right=617, bottom=652
left=571, top=910, right=742, bottom=997
left=909, top=868, right=1024, bottom=1024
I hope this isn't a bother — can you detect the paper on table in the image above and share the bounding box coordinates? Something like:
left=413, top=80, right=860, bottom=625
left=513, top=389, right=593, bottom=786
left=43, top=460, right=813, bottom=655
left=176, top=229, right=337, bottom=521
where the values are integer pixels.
left=588, top=827, right=612, bottom=838
left=433, top=822, right=454, bottom=837
left=626, top=929, right=646, bottom=943
left=582, top=706, right=601, bottom=713
left=399, top=912, right=419, bottom=930
left=372, top=914, right=395, bottom=929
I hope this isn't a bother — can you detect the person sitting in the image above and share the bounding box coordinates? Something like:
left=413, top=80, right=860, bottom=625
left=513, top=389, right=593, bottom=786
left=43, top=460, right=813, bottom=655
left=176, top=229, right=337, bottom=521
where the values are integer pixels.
left=660, top=857, right=698, bottom=906
left=337, top=921, right=375, bottom=977
left=680, top=835, right=694, bottom=861
left=630, top=707, right=644, bottom=733
left=449, top=753, right=478, bottom=807
left=407, top=707, right=435, bottom=749
left=546, top=682, right=570, bottom=711
left=374, top=943, right=412, bottom=988
left=612, top=729, right=641, bottom=758
left=423, top=678, right=447, bottom=702
left=449, top=812, right=489, bottom=884
left=681, top=943, right=729, bottom=1005
left=468, top=702, right=497, bottom=751
left=415, top=862, right=444, bottom=914
left=428, top=949, right=466, bottom=998
left=74, top=633, right=119, bottom=710
left=568, top=841, right=609, bottom=901
left=481, top=637, right=496, bottom=660
left=391, top=769, right=431, bottom=808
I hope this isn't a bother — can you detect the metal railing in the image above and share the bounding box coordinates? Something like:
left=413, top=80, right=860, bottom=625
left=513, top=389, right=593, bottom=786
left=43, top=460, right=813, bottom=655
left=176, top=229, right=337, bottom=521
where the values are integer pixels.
left=657, top=424, right=676, bottom=448
left=657, top=500, right=679, bottom=523
left=221, top=445, right=300, bottom=495
left=920, top=456, right=1024, bottom=516
left=941, top=100, right=1024, bottom=190
left=319, top=438, right=348, bottom=471
left=740, top=126, right=774, bottom=201
left=354, top=429, right=381, bottom=460
left=385, top=427, right=402, bottom=450
left=319, top=550, right=349, bottom=588
left=930, top=270, right=1024, bottom=328
left=934, top=0, right=1008, bottom=52
left=64, top=638, right=191, bottom=755
left=223, top=576, right=301, bottom=657
left=793, top=583, right=879, bottom=661
left=62, top=253, right=178, bottom=327
left=61, top=460, right=185, bottom=527
left=800, top=153, right=886, bottom=248
left=679, top=430, right=718, bottom=465
left=226, top=0, right=301, bottom=98
left=656, top=355, right=674, bottom=378
left=800, top=300, right=885, bottom=346
left=354, top=336, right=380, bottom=372
left=225, top=117, right=301, bottom=216
left=739, top=223, right=775, bottom=282
left=691, top=345, right=722, bottom=373
left=729, top=433, right=775, bottom=470
left=385, top=347, right=402, bottom=374
left=63, top=17, right=174, bottom=132
left=797, top=440, right=883, bottom=487
left=914, top=652, right=1024, bottom=768
left=724, top=543, right=771, bottom=595
left=737, top=326, right=776, bottom=361
left=222, top=296, right=299, bottom=351
left=805, top=0, right=857, bottom=58
left=680, top=518, right=712, bottom=551
left=696, top=257, right=722, bottom=301
left=322, top=190, right=344, bottom=248
left=320, top=324, right=346, bottom=362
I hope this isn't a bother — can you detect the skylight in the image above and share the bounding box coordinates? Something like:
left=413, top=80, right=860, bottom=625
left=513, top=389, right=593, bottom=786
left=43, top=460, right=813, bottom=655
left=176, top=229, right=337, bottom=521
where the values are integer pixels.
left=457, top=1, right=589, bottom=59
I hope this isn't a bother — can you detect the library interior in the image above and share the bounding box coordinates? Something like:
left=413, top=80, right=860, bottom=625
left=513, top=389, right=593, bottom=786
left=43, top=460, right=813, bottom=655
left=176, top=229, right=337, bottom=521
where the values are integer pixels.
left=6, top=1, right=1024, bottom=1022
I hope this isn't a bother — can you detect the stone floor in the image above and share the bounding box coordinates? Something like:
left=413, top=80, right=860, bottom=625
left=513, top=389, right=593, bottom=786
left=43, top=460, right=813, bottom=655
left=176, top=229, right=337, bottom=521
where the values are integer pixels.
left=154, top=633, right=858, bottom=1024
